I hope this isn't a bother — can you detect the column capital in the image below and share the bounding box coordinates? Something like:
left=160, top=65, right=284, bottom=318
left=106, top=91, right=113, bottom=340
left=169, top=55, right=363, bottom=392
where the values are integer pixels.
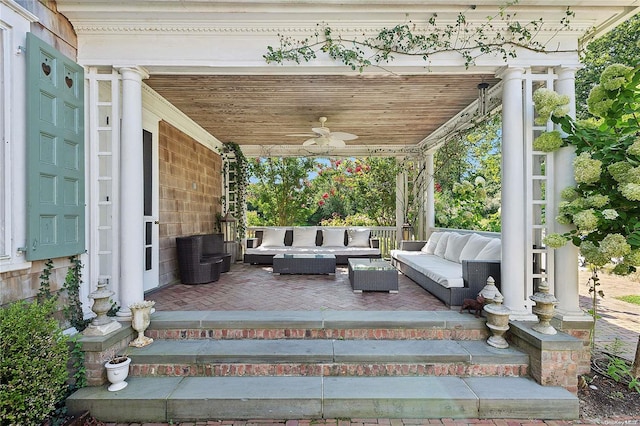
left=115, top=66, right=150, bottom=80
left=555, top=64, right=582, bottom=75
left=496, top=65, right=526, bottom=81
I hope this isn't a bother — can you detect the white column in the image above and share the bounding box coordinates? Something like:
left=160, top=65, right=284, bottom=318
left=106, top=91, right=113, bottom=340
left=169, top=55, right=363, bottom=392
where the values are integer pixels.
left=499, top=67, right=530, bottom=318
left=425, top=152, right=435, bottom=238
left=116, top=66, right=149, bottom=319
left=553, top=66, right=584, bottom=318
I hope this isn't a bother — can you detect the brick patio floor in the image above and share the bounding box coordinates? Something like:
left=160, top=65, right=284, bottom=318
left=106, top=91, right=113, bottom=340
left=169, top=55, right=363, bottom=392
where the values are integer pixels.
left=150, top=263, right=449, bottom=312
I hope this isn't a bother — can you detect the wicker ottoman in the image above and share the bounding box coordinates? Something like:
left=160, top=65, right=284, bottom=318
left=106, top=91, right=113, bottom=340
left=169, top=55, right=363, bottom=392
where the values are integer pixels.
left=348, top=258, right=398, bottom=293
left=272, top=254, right=336, bottom=275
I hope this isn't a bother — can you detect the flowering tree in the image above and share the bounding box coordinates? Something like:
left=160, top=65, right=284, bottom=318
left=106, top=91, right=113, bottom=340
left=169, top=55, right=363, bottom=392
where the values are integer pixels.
left=312, top=157, right=398, bottom=226
left=539, top=64, right=640, bottom=273
left=536, top=64, right=640, bottom=363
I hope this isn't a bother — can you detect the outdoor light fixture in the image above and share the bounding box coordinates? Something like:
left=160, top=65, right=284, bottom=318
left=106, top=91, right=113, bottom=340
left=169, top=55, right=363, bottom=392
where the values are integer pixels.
left=220, top=212, right=237, bottom=242
left=477, top=82, right=490, bottom=116
left=402, top=223, right=414, bottom=241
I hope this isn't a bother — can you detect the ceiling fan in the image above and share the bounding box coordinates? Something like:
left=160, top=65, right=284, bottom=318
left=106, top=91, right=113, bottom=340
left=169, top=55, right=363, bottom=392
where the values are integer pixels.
left=291, top=117, right=358, bottom=147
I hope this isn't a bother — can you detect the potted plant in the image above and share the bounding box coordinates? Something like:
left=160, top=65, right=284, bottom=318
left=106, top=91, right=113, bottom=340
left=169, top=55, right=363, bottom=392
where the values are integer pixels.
left=104, top=350, right=131, bottom=391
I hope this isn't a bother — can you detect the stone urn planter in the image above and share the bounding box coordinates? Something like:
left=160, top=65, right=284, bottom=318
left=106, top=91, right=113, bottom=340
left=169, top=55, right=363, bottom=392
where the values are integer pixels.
left=104, top=356, right=131, bottom=391
left=484, top=292, right=511, bottom=349
left=129, top=300, right=155, bottom=348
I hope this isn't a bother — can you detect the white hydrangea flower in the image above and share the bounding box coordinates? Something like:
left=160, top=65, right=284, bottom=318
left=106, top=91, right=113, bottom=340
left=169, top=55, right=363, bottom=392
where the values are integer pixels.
left=543, top=233, right=568, bottom=249
left=573, top=209, right=599, bottom=232
left=573, top=152, right=602, bottom=184
left=620, top=182, right=640, bottom=201
left=599, top=234, right=631, bottom=259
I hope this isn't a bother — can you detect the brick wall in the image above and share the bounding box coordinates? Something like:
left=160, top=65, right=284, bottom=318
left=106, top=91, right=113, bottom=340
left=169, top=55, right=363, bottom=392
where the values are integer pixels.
left=158, top=121, right=223, bottom=287
left=509, top=321, right=591, bottom=394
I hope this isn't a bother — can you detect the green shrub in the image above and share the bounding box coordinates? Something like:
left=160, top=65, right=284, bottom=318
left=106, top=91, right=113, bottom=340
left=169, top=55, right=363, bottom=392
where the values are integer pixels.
left=0, top=300, right=70, bottom=425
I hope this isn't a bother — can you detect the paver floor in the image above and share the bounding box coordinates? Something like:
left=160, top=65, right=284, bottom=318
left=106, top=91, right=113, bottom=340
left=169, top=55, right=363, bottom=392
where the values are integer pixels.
left=150, top=263, right=448, bottom=311
left=578, top=268, right=640, bottom=361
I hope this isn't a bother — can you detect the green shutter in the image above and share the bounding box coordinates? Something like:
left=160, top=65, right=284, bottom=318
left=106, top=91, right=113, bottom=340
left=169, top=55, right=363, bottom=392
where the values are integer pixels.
left=26, top=33, right=85, bottom=261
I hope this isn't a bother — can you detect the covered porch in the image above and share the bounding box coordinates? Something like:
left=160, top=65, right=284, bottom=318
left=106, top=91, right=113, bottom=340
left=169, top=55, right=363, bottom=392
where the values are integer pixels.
left=48, top=2, right=638, bottom=419
left=54, top=0, right=627, bottom=324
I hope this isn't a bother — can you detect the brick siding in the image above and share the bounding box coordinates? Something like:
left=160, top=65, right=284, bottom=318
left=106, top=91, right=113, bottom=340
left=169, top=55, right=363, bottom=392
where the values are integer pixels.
left=158, top=120, right=223, bottom=287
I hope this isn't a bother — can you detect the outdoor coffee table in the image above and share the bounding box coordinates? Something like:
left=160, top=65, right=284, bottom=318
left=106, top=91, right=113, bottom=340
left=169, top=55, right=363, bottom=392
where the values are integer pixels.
left=348, top=258, right=398, bottom=293
left=272, top=254, right=336, bottom=275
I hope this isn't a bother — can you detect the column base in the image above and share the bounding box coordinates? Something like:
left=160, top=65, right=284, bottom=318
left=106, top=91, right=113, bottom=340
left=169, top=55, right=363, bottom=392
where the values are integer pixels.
left=83, top=320, right=122, bottom=336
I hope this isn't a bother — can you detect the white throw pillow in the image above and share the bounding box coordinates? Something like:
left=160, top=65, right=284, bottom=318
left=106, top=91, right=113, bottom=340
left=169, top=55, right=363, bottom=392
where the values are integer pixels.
left=421, top=232, right=442, bottom=253
left=292, top=227, right=318, bottom=247
left=475, top=238, right=502, bottom=261
left=459, top=234, right=492, bottom=261
left=433, top=232, right=451, bottom=258
left=444, top=233, right=472, bottom=263
left=322, top=228, right=345, bottom=246
left=261, top=228, right=286, bottom=247
left=347, top=229, right=371, bottom=247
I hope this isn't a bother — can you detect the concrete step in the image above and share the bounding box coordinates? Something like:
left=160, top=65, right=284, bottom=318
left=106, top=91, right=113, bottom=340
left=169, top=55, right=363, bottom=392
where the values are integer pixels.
left=146, top=310, right=489, bottom=341
left=127, top=339, right=529, bottom=377
left=66, top=376, right=579, bottom=422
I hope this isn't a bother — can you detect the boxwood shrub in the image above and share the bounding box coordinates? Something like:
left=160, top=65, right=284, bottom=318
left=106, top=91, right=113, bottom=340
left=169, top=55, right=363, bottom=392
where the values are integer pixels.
left=0, top=300, right=70, bottom=425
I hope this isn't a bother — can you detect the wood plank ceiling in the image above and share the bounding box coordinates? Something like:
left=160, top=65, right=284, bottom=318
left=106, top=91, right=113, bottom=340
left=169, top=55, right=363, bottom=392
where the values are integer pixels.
left=145, top=74, right=500, bottom=154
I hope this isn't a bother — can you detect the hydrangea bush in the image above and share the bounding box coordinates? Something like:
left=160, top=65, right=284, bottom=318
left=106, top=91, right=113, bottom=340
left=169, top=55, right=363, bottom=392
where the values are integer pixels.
left=536, top=64, right=640, bottom=275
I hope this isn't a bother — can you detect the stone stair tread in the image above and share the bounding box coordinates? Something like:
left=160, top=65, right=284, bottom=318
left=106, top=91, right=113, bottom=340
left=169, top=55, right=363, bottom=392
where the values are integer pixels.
left=148, top=310, right=487, bottom=330
left=127, top=338, right=528, bottom=365
left=66, top=376, right=578, bottom=422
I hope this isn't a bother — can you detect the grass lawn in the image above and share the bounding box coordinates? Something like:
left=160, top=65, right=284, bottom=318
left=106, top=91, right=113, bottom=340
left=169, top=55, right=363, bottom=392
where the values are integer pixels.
left=616, top=294, right=640, bottom=305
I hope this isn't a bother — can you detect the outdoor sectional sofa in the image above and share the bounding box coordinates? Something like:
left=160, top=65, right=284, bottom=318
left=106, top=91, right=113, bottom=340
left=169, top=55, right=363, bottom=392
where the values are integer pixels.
left=390, top=231, right=501, bottom=307
left=244, top=227, right=381, bottom=265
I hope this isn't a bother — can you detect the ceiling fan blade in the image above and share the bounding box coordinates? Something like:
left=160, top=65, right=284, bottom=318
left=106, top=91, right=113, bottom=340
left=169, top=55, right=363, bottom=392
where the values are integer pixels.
left=311, top=127, right=331, bottom=136
left=287, top=133, right=315, bottom=137
left=302, top=138, right=318, bottom=146
left=329, top=132, right=358, bottom=141
left=328, top=137, right=346, bottom=148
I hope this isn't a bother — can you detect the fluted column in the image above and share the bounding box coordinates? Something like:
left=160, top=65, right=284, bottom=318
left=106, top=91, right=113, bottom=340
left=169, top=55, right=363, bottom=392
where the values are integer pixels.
left=553, top=66, right=584, bottom=318
left=499, top=67, right=530, bottom=319
left=116, top=66, right=149, bottom=319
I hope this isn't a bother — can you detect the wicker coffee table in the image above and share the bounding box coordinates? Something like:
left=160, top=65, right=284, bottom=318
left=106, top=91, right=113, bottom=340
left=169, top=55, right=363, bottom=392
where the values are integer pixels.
left=272, top=254, right=336, bottom=275
left=348, top=258, right=398, bottom=293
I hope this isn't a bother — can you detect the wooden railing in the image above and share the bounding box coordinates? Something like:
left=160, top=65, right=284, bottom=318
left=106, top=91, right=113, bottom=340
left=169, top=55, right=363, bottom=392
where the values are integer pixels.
left=245, top=226, right=399, bottom=258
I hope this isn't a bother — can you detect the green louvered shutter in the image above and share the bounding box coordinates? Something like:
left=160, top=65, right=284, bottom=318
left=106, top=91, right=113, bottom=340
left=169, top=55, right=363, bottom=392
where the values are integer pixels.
left=26, top=33, right=85, bottom=261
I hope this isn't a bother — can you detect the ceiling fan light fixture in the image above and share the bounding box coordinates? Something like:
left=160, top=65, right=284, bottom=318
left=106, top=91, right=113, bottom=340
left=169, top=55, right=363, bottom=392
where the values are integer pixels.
left=298, top=117, right=357, bottom=148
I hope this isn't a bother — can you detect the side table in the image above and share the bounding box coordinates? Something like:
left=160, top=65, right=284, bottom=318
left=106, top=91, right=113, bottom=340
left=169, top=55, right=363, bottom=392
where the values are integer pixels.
left=348, top=258, right=398, bottom=293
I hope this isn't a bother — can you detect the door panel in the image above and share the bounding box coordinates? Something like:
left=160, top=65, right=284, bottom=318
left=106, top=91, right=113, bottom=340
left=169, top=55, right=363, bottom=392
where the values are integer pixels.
left=142, top=129, right=159, bottom=290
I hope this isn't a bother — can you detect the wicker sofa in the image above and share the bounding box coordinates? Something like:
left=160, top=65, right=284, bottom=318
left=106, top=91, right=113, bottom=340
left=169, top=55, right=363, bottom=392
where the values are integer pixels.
left=175, top=233, right=232, bottom=284
left=390, top=231, right=501, bottom=307
left=244, top=227, right=381, bottom=265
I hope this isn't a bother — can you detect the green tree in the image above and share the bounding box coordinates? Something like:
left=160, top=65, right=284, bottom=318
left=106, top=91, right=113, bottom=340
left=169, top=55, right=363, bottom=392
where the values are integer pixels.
left=247, top=157, right=319, bottom=225
left=576, top=15, right=640, bottom=118
left=434, top=116, right=502, bottom=231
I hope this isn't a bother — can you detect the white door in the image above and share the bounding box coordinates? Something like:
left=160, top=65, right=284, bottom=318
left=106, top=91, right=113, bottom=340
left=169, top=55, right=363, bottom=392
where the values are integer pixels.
left=142, top=128, right=159, bottom=291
